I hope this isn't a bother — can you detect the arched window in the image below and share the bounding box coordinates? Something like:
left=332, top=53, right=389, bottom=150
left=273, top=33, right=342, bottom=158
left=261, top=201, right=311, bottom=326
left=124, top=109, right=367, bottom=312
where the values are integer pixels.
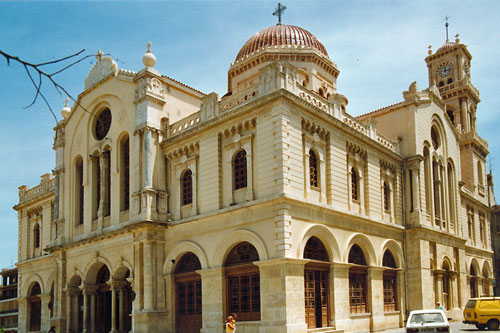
left=309, top=149, right=318, bottom=187
left=29, top=282, right=41, bottom=331
left=233, top=150, right=247, bottom=190
left=175, top=252, right=202, bottom=330
left=447, top=163, right=456, bottom=230
left=92, top=153, right=100, bottom=220
left=383, top=181, right=390, bottom=212
left=120, top=137, right=130, bottom=211
left=447, top=78, right=453, bottom=84
left=431, top=127, right=439, bottom=150
left=382, top=250, right=397, bottom=312
left=318, top=87, right=325, bottom=97
left=348, top=245, right=367, bottom=314
left=76, top=157, right=84, bottom=225
left=446, top=109, right=455, bottom=125
left=470, top=264, right=477, bottom=298
left=225, top=242, right=260, bottom=321
left=442, top=261, right=452, bottom=309
left=304, top=236, right=329, bottom=262
left=351, top=168, right=359, bottom=201
left=423, top=147, right=432, bottom=215
left=181, top=169, right=193, bottom=205
left=104, top=150, right=111, bottom=217
left=477, top=161, right=483, bottom=186
left=34, top=224, right=40, bottom=249
left=438, top=81, right=444, bottom=87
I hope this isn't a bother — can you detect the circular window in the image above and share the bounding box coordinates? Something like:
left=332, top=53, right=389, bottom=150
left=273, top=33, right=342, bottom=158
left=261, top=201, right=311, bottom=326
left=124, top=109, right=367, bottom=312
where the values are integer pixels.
left=95, top=108, right=112, bottom=140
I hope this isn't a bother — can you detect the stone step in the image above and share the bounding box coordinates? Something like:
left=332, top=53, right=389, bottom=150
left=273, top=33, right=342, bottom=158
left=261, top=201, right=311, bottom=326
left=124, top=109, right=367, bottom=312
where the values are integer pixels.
left=307, top=328, right=344, bottom=333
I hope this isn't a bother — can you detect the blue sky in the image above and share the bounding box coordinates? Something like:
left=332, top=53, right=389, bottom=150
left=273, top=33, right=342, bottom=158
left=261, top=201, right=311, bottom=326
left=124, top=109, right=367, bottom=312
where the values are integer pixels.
left=0, top=1, right=499, bottom=268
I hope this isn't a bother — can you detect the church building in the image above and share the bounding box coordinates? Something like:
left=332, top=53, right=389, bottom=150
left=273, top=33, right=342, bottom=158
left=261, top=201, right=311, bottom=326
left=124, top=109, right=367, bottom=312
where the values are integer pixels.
left=14, top=15, right=493, bottom=333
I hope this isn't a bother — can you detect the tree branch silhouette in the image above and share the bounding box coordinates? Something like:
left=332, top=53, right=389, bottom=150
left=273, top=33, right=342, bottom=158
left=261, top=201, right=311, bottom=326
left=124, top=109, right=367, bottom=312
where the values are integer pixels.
left=1, top=49, right=100, bottom=123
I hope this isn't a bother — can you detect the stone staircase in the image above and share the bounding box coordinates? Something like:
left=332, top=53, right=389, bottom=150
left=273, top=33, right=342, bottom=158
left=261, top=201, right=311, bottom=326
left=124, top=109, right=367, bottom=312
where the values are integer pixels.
left=307, top=327, right=344, bottom=333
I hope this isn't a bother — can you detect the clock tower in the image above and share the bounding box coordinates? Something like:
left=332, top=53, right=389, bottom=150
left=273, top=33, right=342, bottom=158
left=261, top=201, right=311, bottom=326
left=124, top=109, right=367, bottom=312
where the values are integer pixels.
left=425, top=34, right=480, bottom=133
left=425, top=34, right=488, bottom=195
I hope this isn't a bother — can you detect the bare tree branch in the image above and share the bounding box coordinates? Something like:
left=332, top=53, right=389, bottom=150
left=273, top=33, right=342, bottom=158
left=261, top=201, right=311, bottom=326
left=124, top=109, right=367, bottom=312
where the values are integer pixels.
left=0, top=49, right=104, bottom=123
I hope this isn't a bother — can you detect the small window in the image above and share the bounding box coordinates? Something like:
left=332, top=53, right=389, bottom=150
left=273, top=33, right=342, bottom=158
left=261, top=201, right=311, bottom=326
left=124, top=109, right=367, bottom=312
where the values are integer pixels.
left=95, top=108, right=112, bottom=140
left=351, top=168, right=359, bottom=201
left=233, top=150, right=247, bottom=190
left=318, top=87, right=325, bottom=97
left=447, top=78, right=453, bottom=84
left=309, top=149, right=318, bottom=187
left=34, top=224, right=40, bottom=249
left=181, top=169, right=193, bottom=205
left=383, top=182, right=390, bottom=212
left=447, top=110, right=455, bottom=125
left=438, top=81, right=444, bottom=87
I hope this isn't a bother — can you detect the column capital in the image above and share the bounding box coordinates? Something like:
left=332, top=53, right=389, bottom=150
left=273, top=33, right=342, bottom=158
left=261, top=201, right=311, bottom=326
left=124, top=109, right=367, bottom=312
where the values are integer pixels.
left=81, top=283, right=98, bottom=294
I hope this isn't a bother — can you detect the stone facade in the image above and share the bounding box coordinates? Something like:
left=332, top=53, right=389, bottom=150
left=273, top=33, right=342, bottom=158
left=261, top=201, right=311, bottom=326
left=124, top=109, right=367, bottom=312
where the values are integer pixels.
left=14, top=24, right=493, bottom=333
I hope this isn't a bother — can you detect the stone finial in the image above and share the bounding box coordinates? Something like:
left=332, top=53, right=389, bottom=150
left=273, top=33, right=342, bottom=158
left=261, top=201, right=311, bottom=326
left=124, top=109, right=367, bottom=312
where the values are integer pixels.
left=428, top=45, right=432, bottom=55
left=96, top=49, right=103, bottom=61
left=455, top=33, right=460, bottom=43
left=142, top=41, right=156, bottom=67
left=61, top=98, right=71, bottom=119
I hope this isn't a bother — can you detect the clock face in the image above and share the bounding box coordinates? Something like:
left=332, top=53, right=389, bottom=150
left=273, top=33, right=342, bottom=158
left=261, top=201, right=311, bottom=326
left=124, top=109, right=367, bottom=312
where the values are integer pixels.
left=439, top=65, right=452, bottom=78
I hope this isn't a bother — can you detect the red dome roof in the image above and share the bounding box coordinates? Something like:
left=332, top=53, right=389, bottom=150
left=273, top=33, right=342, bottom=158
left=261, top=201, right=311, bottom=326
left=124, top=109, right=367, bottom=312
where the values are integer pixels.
left=235, top=24, right=328, bottom=62
left=437, top=40, right=457, bottom=53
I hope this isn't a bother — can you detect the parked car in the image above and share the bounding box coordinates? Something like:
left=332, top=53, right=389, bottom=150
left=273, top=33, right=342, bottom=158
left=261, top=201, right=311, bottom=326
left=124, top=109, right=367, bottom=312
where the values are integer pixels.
left=406, top=309, right=450, bottom=332
left=463, top=297, right=500, bottom=330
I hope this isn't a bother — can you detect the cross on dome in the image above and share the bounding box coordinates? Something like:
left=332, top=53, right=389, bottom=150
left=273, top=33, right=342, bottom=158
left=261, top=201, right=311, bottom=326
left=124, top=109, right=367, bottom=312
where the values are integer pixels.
left=273, top=3, right=287, bottom=25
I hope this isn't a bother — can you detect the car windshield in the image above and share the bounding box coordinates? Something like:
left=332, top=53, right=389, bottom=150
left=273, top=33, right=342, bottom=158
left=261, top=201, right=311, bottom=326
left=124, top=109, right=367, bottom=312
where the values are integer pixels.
left=409, top=313, right=445, bottom=324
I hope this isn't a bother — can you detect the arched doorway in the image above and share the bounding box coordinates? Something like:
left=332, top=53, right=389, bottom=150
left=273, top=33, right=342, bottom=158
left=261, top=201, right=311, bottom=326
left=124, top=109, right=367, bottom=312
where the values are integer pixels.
left=29, top=282, right=41, bottom=331
left=225, top=242, right=260, bottom=321
left=303, top=236, right=329, bottom=328
left=348, top=245, right=368, bottom=314
left=95, top=265, right=112, bottom=333
left=470, top=264, right=477, bottom=298
left=442, top=261, right=452, bottom=310
left=175, top=252, right=202, bottom=333
left=382, top=250, right=398, bottom=312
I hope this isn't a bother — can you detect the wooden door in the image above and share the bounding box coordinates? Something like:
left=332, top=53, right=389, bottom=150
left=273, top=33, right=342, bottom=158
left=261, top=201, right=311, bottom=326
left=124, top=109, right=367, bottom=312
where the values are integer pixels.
left=305, top=270, right=316, bottom=328
left=305, top=270, right=329, bottom=328
left=176, top=277, right=202, bottom=333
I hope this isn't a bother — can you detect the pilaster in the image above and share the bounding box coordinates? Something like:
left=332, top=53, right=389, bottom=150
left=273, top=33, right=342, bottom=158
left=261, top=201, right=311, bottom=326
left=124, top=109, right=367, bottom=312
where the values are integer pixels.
left=255, top=258, right=309, bottom=332
left=199, top=267, right=225, bottom=333
left=367, top=267, right=385, bottom=332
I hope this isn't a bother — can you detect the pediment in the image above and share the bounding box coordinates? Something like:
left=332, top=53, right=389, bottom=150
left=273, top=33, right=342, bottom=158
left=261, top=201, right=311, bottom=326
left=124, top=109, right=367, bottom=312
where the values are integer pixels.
left=84, top=53, right=118, bottom=90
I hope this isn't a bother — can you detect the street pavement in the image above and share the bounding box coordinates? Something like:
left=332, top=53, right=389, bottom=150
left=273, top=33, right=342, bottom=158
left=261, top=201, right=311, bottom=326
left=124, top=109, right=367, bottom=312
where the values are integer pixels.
left=386, top=320, right=500, bottom=332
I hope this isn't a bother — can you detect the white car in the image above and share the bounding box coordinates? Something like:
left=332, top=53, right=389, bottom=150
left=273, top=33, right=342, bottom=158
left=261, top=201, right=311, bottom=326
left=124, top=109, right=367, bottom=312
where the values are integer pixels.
left=406, top=309, right=450, bottom=332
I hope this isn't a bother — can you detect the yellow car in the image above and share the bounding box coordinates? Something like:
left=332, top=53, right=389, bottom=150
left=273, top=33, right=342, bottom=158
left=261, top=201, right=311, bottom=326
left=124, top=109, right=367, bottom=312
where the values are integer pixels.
left=463, top=297, right=500, bottom=330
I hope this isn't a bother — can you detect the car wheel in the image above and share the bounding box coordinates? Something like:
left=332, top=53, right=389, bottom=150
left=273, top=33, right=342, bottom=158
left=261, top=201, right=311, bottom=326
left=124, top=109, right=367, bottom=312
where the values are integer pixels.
left=475, top=324, right=486, bottom=330
left=487, top=320, right=500, bottom=330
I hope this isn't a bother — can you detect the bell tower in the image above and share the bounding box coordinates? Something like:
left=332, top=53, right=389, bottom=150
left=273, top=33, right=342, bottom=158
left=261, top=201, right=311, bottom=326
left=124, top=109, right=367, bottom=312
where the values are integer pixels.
left=425, top=28, right=488, bottom=195
left=425, top=33, right=480, bottom=133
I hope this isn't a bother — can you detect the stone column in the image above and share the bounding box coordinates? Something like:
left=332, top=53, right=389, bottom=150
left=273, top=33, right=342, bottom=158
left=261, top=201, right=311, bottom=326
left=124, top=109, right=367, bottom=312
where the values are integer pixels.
left=101, top=151, right=111, bottom=218
left=332, top=263, right=350, bottom=330
left=143, top=129, right=153, bottom=188
left=367, top=267, right=384, bottom=332
left=67, top=287, right=79, bottom=331
left=478, top=277, right=484, bottom=297
left=199, top=268, right=225, bottom=333
left=255, top=258, right=308, bottom=332
left=109, top=284, right=117, bottom=333
left=82, top=289, right=88, bottom=333
left=119, top=287, right=125, bottom=332
left=90, top=291, right=96, bottom=332
left=460, top=99, right=468, bottom=132
left=411, top=167, right=421, bottom=212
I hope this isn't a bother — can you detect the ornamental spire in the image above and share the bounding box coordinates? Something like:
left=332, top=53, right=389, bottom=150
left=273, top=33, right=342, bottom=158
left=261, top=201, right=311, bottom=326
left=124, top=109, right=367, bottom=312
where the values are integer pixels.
left=273, top=3, right=287, bottom=25
left=444, top=15, right=450, bottom=41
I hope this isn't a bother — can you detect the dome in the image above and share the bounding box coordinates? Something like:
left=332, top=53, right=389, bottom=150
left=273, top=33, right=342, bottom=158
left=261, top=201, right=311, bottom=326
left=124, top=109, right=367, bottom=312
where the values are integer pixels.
left=235, top=24, right=328, bottom=62
left=437, top=40, right=456, bottom=53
